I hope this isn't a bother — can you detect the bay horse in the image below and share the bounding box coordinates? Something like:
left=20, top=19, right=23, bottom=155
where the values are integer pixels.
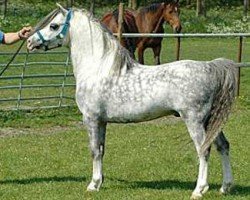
left=27, top=4, right=236, bottom=199
left=101, top=1, right=182, bottom=64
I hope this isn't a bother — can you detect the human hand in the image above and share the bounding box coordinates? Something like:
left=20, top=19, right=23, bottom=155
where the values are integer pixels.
left=18, top=26, right=32, bottom=40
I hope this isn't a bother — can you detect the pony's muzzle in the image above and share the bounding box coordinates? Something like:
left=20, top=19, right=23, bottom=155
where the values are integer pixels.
left=174, top=25, right=182, bottom=33
left=27, top=36, right=41, bottom=52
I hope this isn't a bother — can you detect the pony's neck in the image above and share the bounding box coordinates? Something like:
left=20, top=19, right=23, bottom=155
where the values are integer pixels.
left=69, top=10, right=123, bottom=82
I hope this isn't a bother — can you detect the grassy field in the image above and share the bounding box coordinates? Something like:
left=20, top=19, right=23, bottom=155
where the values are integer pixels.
left=0, top=107, right=249, bottom=200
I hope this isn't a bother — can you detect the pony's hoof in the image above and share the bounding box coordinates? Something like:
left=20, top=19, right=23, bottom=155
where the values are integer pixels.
left=201, top=185, right=209, bottom=194
left=87, top=182, right=100, bottom=192
left=190, top=192, right=203, bottom=200
left=87, top=185, right=99, bottom=192
left=219, top=183, right=233, bottom=195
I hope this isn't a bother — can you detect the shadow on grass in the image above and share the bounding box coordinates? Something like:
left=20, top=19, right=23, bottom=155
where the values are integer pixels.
left=0, top=176, right=86, bottom=185
left=114, top=178, right=250, bottom=196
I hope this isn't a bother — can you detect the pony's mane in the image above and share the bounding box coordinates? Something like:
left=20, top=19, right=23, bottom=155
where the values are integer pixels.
left=75, top=8, right=137, bottom=77
left=112, top=9, right=119, bottom=21
left=140, top=3, right=162, bottom=14
left=139, top=1, right=177, bottom=15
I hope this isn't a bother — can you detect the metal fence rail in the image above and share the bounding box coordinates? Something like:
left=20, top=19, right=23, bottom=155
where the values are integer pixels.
left=0, top=33, right=249, bottom=110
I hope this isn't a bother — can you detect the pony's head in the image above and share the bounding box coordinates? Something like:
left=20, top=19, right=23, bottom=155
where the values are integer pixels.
left=27, top=4, right=71, bottom=51
left=163, top=0, right=182, bottom=33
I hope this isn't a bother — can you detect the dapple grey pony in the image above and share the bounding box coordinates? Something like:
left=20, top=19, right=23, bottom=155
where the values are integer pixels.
left=27, top=4, right=237, bottom=199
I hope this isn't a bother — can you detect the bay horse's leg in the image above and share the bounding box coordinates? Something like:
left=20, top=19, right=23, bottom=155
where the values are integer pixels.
left=152, top=44, right=161, bottom=65
left=137, top=44, right=145, bottom=64
left=86, top=120, right=107, bottom=191
left=214, top=131, right=233, bottom=194
left=185, top=119, right=210, bottom=199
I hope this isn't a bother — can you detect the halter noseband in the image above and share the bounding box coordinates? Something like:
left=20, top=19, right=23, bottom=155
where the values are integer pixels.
left=36, top=9, right=72, bottom=51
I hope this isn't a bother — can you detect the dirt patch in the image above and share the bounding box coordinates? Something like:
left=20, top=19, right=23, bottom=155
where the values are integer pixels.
left=0, top=122, right=85, bottom=138
left=0, top=127, right=32, bottom=137
left=0, top=116, right=182, bottom=138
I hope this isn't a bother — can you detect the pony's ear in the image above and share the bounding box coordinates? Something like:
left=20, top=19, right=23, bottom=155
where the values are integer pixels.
left=56, top=3, right=68, bottom=15
left=175, top=0, right=179, bottom=3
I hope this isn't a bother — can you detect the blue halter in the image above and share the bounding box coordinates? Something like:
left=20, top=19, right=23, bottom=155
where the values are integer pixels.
left=36, top=9, right=72, bottom=50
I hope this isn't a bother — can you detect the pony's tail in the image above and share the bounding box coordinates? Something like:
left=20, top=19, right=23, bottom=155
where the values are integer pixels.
left=201, top=59, right=237, bottom=154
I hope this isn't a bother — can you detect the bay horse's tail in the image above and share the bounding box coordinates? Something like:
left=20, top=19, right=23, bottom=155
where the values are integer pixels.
left=201, top=58, right=237, bottom=154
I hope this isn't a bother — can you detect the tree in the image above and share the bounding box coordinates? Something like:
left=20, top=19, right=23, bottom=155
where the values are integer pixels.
left=196, top=0, right=206, bottom=17
left=128, top=0, right=141, bottom=10
left=0, top=0, right=7, bottom=19
left=66, top=0, right=74, bottom=7
left=90, top=0, right=95, bottom=15
left=244, top=0, right=249, bottom=16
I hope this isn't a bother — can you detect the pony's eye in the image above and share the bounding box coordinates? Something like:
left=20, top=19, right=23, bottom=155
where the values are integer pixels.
left=50, top=23, right=60, bottom=31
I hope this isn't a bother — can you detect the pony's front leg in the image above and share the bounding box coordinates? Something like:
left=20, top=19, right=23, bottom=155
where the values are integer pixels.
left=86, top=120, right=107, bottom=192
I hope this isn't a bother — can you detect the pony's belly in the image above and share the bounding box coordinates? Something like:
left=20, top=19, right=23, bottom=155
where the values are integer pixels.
left=105, top=107, right=176, bottom=123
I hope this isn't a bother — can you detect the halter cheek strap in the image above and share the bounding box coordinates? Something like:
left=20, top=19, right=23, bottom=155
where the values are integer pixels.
left=37, top=31, right=47, bottom=43
left=60, top=10, right=72, bottom=37
left=36, top=9, right=72, bottom=51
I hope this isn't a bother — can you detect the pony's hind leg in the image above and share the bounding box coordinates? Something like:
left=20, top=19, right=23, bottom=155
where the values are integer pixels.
left=86, top=120, right=107, bottom=192
left=185, top=120, right=210, bottom=199
left=214, top=131, right=233, bottom=194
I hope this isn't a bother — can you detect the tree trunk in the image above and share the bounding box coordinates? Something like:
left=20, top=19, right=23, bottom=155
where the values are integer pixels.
left=196, top=0, right=206, bottom=17
left=90, top=0, right=95, bottom=15
left=128, top=0, right=138, bottom=9
left=244, top=0, right=249, bottom=16
left=66, top=0, right=74, bottom=7
left=132, top=0, right=137, bottom=10
left=187, top=0, right=191, bottom=6
left=0, top=0, right=7, bottom=18
left=4, top=0, right=7, bottom=17
left=128, top=0, right=132, bottom=8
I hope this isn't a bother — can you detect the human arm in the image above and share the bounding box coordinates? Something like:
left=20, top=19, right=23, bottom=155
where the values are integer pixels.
left=1, top=26, right=32, bottom=45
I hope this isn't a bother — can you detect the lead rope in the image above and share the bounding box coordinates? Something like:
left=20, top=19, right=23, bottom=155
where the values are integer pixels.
left=0, top=40, right=26, bottom=76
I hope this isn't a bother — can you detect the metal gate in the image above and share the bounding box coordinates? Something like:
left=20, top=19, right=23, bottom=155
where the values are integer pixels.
left=0, top=50, right=75, bottom=110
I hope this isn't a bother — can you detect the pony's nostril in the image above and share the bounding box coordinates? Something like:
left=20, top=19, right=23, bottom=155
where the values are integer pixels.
left=175, top=26, right=182, bottom=33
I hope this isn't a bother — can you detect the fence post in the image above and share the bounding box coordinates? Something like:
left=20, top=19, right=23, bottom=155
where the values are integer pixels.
left=236, top=36, right=243, bottom=96
left=117, top=3, right=124, bottom=43
left=17, top=52, right=29, bottom=110
left=59, top=52, right=71, bottom=108
left=176, top=37, right=181, bottom=61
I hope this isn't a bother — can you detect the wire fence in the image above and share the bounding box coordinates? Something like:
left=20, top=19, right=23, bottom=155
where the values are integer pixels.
left=0, top=33, right=249, bottom=111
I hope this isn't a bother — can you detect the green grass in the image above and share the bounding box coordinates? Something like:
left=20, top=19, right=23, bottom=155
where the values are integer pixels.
left=0, top=109, right=249, bottom=199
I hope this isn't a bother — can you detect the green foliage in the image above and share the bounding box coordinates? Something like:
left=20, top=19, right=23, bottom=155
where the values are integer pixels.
left=1, top=0, right=248, bottom=33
